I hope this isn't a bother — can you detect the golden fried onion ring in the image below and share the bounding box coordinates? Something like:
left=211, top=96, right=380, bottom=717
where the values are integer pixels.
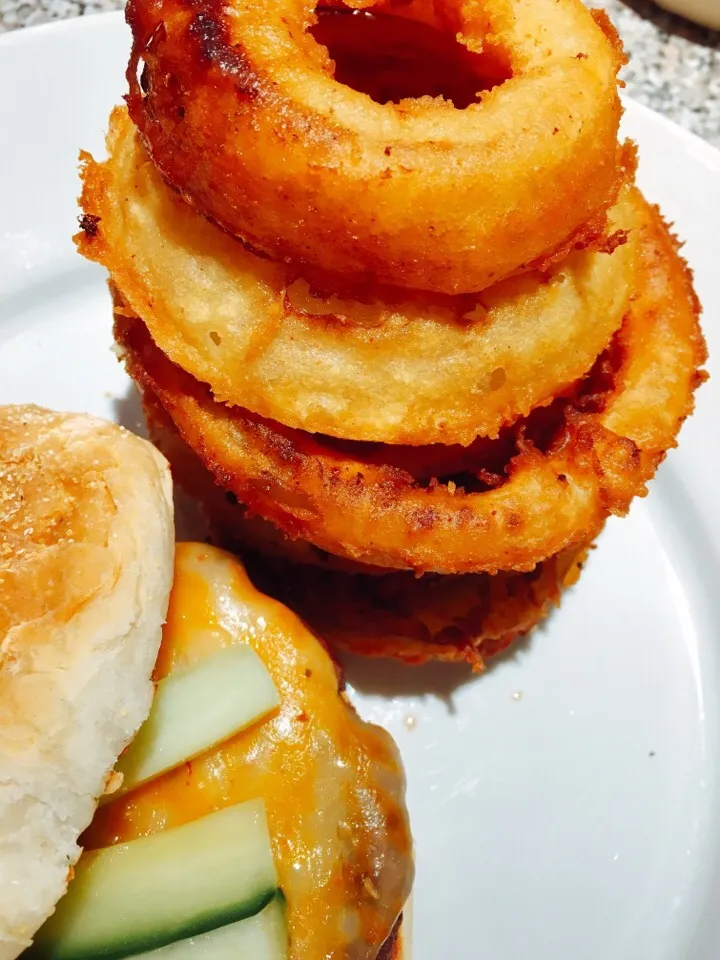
left=144, top=393, right=592, bottom=670
left=79, top=109, right=636, bottom=446
left=113, top=193, right=705, bottom=576
left=142, top=387, right=397, bottom=577
left=126, top=0, right=626, bottom=294
left=249, top=542, right=591, bottom=670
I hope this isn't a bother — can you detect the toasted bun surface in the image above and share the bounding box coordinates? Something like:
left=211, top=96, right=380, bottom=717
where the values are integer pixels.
left=0, top=405, right=174, bottom=960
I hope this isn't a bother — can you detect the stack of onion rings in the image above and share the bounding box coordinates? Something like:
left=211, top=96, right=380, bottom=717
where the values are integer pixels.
left=79, top=110, right=637, bottom=446
left=141, top=386, right=592, bottom=669
left=76, top=0, right=706, bottom=665
left=109, top=187, right=704, bottom=577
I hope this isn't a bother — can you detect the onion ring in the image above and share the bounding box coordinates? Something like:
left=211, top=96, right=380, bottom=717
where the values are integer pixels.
left=248, top=540, right=591, bottom=669
left=141, top=386, right=395, bottom=577
left=126, top=0, right=626, bottom=294
left=78, top=108, right=636, bottom=446
left=112, top=192, right=705, bottom=575
left=143, top=390, right=591, bottom=669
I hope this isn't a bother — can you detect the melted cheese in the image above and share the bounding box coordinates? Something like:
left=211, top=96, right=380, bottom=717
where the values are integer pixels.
left=85, top=543, right=412, bottom=960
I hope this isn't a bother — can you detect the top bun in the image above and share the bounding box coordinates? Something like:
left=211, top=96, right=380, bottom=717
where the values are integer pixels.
left=0, top=405, right=174, bottom=960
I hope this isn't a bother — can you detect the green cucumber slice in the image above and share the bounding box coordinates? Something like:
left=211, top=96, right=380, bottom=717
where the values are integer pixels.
left=29, top=800, right=278, bottom=960
left=129, top=897, right=288, bottom=959
left=113, top=645, right=279, bottom=796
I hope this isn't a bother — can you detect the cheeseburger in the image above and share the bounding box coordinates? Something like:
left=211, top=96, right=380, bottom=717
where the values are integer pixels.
left=0, top=405, right=412, bottom=960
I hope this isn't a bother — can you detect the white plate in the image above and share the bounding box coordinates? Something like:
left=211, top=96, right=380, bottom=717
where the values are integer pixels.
left=2, top=13, right=720, bottom=959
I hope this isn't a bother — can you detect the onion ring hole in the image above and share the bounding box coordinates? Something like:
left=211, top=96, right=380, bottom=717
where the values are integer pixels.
left=309, top=5, right=513, bottom=108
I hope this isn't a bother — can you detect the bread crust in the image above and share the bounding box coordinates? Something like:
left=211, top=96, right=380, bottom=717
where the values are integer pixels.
left=0, top=405, right=174, bottom=960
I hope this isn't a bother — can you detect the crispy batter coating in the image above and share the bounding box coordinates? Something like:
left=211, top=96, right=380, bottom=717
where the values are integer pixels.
left=112, top=192, right=705, bottom=576
left=142, top=389, right=394, bottom=577
left=143, top=394, right=591, bottom=669
left=77, top=109, right=637, bottom=446
left=125, top=0, right=626, bottom=294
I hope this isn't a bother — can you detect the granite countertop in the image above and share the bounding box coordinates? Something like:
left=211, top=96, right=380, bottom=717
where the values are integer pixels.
left=1, top=0, right=718, bottom=148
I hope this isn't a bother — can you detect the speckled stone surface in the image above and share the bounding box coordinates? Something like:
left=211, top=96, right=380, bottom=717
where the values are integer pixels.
left=1, top=0, right=719, bottom=147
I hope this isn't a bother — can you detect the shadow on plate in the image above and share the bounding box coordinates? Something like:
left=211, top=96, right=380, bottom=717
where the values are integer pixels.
left=112, top=383, right=148, bottom=437
left=340, top=651, right=477, bottom=709
left=340, top=616, right=561, bottom=709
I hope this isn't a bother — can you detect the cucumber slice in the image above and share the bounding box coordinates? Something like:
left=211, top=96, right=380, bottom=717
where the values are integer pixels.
left=113, top=645, right=279, bottom=796
left=129, top=897, right=288, bottom=960
left=29, top=800, right=278, bottom=960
